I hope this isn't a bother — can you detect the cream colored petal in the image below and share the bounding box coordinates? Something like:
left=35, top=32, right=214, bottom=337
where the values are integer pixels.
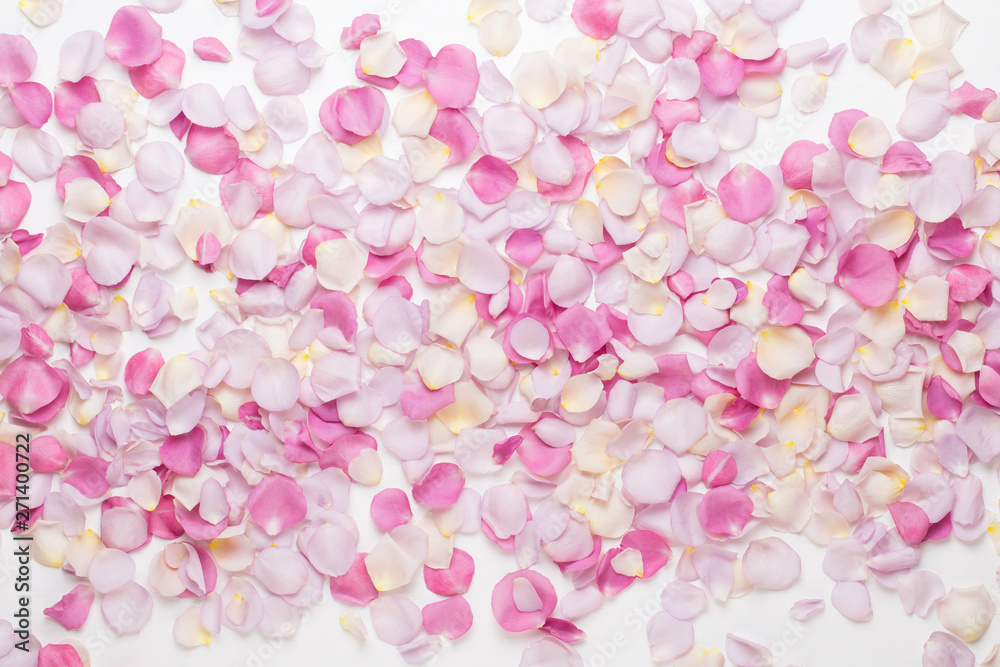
left=902, top=275, right=949, bottom=322
left=478, top=10, right=521, bottom=57
left=935, top=585, right=995, bottom=642
left=870, top=38, right=916, bottom=87
left=359, top=32, right=407, bottom=78
left=848, top=116, right=892, bottom=158
left=757, top=326, right=815, bottom=380
left=866, top=210, right=914, bottom=250
left=827, top=394, right=881, bottom=442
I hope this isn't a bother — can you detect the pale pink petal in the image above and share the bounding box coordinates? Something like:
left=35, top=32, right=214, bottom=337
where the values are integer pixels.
left=789, top=598, right=825, bottom=621
left=897, top=99, right=949, bottom=142
left=251, top=358, right=300, bottom=412
left=89, top=548, right=136, bottom=593
left=832, top=581, right=873, bottom=622
left=135, top=141, right=185, bottom=192
left=370, top=595, right=423, bottom=646
left=660, top=580, right=708, bottom=620
left=101, top=582, right=153, bottom=634
left=923, top=632, right=974, bottom=667
left=229, top=229, right=278, bottom=280
left=571, top=0, right=623, bottom=39
left=182, top=83, right=228, bottom=128
left=726, top=634, right=772, bottom=667
left=898, top=571, right=946, bottom=617
left=82, top=217, right=140, bottom=286
left=254, top=44, right=311, bottom=95
left=457, top=239, right=511, bottom=293
left=742, top=537, right=801, bottom=590
left=305, top=523, right=357, bottom=577
left=252, top=547, right=308, bottom=596
left=12, top=127, right=63, bottom=181
left=75, top=102, right=125, bottom=148
left=823, top=537, right=868, bottom=581
left=646, top=612, right=694, bottom=662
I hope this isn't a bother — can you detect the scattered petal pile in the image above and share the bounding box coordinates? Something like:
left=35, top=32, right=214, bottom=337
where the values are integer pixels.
left=2, top=0, right=1000, bottom=666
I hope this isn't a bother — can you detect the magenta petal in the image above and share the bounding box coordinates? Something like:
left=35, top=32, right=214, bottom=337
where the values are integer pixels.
left=735, top=353, right=790, bottom=409
left=491, top=569, right=557, bottom=632
left=888, top=501, right=930, bottom=546
left=425, top=548, right=476, bottom=596
left=718, top=163, right=772, bottom=223
left=319, top=86, right=386, bottom=145
left=160, top=428, right=205, bottom=477
left=698, top=486, right=753, bottom=537
left=779, top=140, right=825, bottom=189
left=0, top=34, right=37, bottom=85
left=105, top=6, right=164, bottom=67
left=43, top=585, right=95, bottom=630
left=467, top=155, right=517, bottom=204
left=927, top=376, right=962, bottom=421
left=400, top=379, right=456, bottom=419
left=370, top=488, right=413, bottom=531
left=0, top=356, right=69, bottom=423
left=554, top=304, right=613, bottom=363
left=129, top=40, right=184, bottom=99
left=9, top=82, right=52, bottom=128
left=193, top=37, right=232, bottom=62
left=38, top=644, right=84, bottom=667
left=412, top=462, right=465, bottom=508
left=340, top=13, right=380, bottom=49
left=330, top=553, right=379, bottom=606
left=125, top=349, right=164, bottom=396
left=422, top=596, right=473, bottom=640
left=247, top=473, right=308, bottom=536
left=702, top=450, right=738, bottom=487
left=422, top=44, right=479, bottom=109
left=185, top=125, right=239, bottom=175
left=836, top=243, right=899, bottom=307
left=697, top=44, right=745, bottom=97
left=571, top=0, right=624, bottom=39
left=0, top=180, right=30, bottom=233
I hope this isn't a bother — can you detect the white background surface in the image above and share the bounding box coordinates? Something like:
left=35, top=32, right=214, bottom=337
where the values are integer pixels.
left=1, top=0, right=1000, bottom=665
